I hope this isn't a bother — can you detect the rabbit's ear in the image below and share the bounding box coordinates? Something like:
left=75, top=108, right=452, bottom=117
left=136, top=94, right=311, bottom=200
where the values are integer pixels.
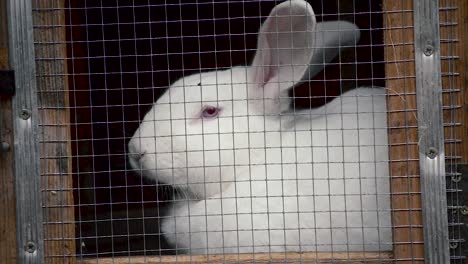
left=249, top=0, right=316, bottom=113
left=303, top=21, right=361, bottom=81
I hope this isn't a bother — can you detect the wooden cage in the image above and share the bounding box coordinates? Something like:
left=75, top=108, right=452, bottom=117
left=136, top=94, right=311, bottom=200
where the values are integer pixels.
left=0, top=0, right=467, bottom=263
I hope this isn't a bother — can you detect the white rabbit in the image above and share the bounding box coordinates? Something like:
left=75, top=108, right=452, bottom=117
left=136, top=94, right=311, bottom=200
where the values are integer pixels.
left=128, top=0, right=392, bottom=254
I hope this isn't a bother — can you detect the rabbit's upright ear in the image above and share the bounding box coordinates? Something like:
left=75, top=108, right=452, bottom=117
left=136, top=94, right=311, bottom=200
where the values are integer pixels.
left=249, top=0, right=316, bottom=113
left=304, top=21, right=361, bottom=81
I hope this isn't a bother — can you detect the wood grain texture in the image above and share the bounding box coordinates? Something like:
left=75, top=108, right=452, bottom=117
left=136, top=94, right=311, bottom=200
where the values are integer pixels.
left=439, top=0, right=467, bottom=163
left=80, top=252, right=393, bottom=264
left=439, top=0, right=465, bottom=165
left=0, top=96, right=16, bottom=264
left=0, top=45, right=18, bottom=264
left=32, top=0, right=76, bottom=263
left=0, top=0, right=18, bottom=262
left=461, top=0, right=468, bottom=164
left=382, top=1, right=424, bottom=263
left=437, top=0, right=467, bottom=164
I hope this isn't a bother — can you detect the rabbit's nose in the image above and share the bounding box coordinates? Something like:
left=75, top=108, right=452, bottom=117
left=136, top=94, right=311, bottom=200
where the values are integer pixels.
left=128, top=151, right=145, bottom=162
left=128, top=141, right=145, bottom=163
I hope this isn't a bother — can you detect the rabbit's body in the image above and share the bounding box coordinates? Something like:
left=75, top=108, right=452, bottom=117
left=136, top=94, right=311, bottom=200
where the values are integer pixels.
left=160, top=86, right=391, bottom=254
left=128, top=0, right=392, bottom=254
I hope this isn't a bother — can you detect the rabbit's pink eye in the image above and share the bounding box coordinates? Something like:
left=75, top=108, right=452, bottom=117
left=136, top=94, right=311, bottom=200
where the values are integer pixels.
left=201, top=106, right=219, bottom=119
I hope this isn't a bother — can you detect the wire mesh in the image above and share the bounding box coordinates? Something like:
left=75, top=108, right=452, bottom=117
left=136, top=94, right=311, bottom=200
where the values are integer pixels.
left=29, top=0, right=463, bottom=263
left=439, top=0, right=465, bottom=263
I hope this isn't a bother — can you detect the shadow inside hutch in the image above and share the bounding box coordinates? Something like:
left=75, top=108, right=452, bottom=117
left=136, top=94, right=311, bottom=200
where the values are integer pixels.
left=66, top=0, right=384, bottom=257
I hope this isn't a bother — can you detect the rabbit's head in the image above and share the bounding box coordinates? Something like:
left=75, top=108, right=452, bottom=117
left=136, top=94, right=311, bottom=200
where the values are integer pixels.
left=128, top=0, right=317, bottom=198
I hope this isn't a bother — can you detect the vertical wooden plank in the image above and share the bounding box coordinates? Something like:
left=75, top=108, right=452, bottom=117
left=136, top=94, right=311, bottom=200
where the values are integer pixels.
left=438, top=0, right=467, bottom=164
left=32, top=0, right=76, bottom=263
left=439, top=0, right=465, bottom=164
left=0, top=2, right=18, bottom=263
left=440, top=0, right=466, bottom=258
left=382, top=1, right=425, bottom=263
left=440, top=0, right=467, bottom=163
left=461, top=0, right=468, bottom=164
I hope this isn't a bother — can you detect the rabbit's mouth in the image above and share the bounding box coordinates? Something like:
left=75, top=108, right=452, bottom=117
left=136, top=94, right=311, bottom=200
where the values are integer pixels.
left=171, top=186, right=201, bottom=200
left=127, top=140, right=232, bottom=198
left=127, top=152, right=143, bottom=174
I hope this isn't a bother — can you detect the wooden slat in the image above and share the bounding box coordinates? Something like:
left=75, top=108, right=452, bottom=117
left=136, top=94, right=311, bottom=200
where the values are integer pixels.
left=0, top=2, right=18, bottom=263
left=439, top=0, right=467, bottom=163
left=32, top=0, right=75, bottom=263
left=0, top=68, right=17, bottom=264
left=439, top=0, right=463, bottom=165
left=80, top=252, right=393, bottom=264
left=0, top=99, right=17, bottom=264
left=382, top=1, right=424, bottom=263
left=461, top=0, right=468, bottom=163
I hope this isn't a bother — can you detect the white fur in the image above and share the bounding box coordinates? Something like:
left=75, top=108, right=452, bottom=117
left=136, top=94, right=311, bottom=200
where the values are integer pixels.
left=128, top=0, right=392, bottom=254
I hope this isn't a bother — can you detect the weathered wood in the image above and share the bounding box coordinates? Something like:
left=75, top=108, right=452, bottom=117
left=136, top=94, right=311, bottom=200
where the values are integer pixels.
left=382, top=1, right=424, bottom=263
left=438, top=0, right=467, bottom=163
left=435, top=0, right=466, bottom=164
left=460, top=0, right=468, bottom=164
left=0, top=51, right=18, bottom=264
left=0, top=0, right=18, bottom=262
left=0, top=96, right=16, bottom=264
left=80, top=252, right=394, bottom=264
left=438, top=0, right=464, bottom=167
left=32, top=0, right=75, bottom=263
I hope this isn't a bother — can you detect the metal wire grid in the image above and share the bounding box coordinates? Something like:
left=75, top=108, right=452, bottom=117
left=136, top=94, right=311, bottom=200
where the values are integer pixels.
left=32, top=1, right=75, bottom=262
left=439, top=0, right=465, bottom=263
left=28, top=0, right=461, bottom=262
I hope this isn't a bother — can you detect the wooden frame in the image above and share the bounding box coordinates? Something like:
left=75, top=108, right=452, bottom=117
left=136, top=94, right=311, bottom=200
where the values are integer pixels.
left=440, top=0, right=467, bottom=164
left=1, top=0, right=466, bottom=263
left=0, top=1, right=17, bottom=263
left=80, top=252, right=393, bottom=264
left=33, top=0, right=76, bottom=263
left=383, top=0, right=424, bottom=262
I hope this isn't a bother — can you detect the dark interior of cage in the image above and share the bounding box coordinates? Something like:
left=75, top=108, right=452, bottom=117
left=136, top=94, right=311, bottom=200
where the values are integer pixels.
left=66, top=0, right=384, bottom=257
